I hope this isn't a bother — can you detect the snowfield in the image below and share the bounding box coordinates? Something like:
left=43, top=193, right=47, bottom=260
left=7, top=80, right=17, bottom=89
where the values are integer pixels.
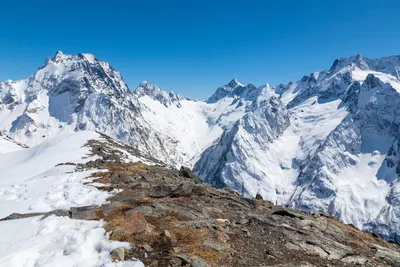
left=0, top=136, right=22, bottom=154
left=0, top=131, right=144, bottom=267
left=0, top=216, right=143, bottom=267
left=0, top=131, right=112, bottom=217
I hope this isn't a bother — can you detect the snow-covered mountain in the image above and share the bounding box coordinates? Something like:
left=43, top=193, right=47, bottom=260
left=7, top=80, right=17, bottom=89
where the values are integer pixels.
left=0, top=51, right=186, bottom=165
left=2, top=52, right=400, bottom=243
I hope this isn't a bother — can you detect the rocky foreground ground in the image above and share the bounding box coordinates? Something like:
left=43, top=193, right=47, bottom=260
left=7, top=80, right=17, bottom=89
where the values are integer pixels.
left=2, top=136, right=400, bottom=267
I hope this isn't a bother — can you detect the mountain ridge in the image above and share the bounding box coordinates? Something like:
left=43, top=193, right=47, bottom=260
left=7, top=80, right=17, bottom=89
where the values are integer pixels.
left=2, top=51, right=400, bottom=243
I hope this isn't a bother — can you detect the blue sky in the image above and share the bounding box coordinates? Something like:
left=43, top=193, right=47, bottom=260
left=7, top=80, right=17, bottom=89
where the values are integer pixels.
left=1, top=0, right=399, bottom=99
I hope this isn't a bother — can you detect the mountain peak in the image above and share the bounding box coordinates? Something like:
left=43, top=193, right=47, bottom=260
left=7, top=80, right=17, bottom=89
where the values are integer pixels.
left=227, top=78, right=243, bottom=88
left=77, top=53, right=97, bottom=63
left=134, top=81, right=185, bottom=107
left=207, top=79, right=264, bottom=103
left=135, top=81, right=162, bottom=96
left=54, top=50, right=64, bottom=58
left=51, top=50, right=69, bottom=62
left=31, top=51, right=131, bottom=102
left=329, top=54, right=369, bottom=72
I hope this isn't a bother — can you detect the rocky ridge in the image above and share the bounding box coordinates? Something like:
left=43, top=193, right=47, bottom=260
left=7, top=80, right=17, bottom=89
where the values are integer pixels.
left=2, top=135, right=400, bottom=267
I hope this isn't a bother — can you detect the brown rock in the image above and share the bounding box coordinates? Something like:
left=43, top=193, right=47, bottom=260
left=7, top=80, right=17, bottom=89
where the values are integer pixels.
left=141, top=244, right=154, bottom=253
left=114, top=212, right=148, bottom=235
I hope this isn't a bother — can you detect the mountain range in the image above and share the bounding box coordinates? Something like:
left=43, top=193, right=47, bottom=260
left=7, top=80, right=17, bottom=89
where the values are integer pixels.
left=1, top=51, right=400, bottom=244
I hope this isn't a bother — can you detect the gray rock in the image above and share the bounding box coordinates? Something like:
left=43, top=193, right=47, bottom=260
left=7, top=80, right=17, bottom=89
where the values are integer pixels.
left=42, top=209, right=70, bottom=219
left=272, top=209, right=305, bottom=220
left=125, top=206, right=154, bottom=217
left=179, top=166, right=194, bottom=178
left=265, top=263, right=316, bottom=267
left=110, top=173, right=132, bottom=183
left=191, top=258, right=211, bottom=267
left=0, top=212, right=46, bottom=221
left=111, top=247, right=125, bottom=261
left=100, top=202, right=120, bottom=217
left=70, top=206, right=98, bottom=220
left=169, top=183, right=194, bottom=197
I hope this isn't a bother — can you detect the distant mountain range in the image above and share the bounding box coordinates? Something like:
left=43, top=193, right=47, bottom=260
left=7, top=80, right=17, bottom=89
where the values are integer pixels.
left=1, top=51, right=400, bottom=242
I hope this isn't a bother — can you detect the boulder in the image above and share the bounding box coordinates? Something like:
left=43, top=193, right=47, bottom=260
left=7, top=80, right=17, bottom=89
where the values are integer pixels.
left=114, top=212, right=148, bottom=235
left=111, top=247, right=125, bottom=261
left=179, top=166, right=195, bottom=178
left=70, top=206, right=99, bottom=220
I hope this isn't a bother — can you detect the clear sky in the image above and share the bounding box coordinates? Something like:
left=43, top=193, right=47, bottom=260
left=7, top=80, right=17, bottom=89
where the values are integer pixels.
left=1, top=0, right=399, bottom=99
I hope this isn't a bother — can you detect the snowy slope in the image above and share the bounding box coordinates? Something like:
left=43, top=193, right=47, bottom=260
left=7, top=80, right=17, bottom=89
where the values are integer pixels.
left=0, top=216, right=143, bottom=267
left=0, top=131, right=144, bottom=266
left=134, top=80, right=262, bottom=166
left=0, top=135, right=22, bottom=154
left=0, top=131, right=110, bottom=217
